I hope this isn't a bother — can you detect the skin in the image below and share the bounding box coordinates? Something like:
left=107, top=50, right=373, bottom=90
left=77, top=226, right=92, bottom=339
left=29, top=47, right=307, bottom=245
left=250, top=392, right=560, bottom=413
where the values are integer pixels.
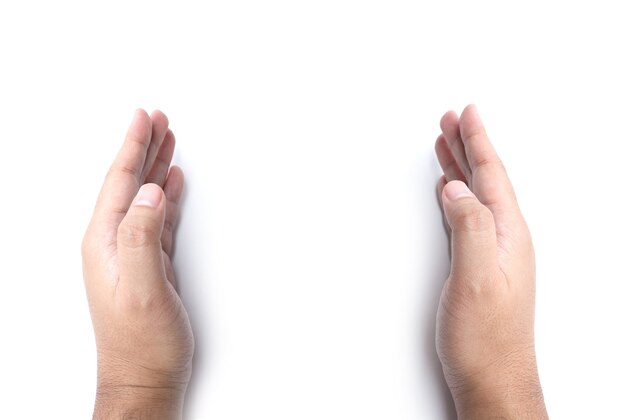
left=434, top=104, right=548, bottom=419
left=82, top=109, right=193, bottom=419
left=82, top=106, right=547, bottom=418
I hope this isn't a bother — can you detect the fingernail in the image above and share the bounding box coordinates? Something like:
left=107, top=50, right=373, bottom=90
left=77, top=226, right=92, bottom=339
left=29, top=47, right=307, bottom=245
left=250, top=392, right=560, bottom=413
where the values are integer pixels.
left=444, top=181, right=474, bottom=200
left=134, top=184, right=162, bottom=208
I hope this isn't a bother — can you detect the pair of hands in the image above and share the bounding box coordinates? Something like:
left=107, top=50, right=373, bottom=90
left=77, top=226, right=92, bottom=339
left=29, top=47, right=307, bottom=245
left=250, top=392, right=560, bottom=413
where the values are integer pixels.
left=81, top=105, right=547, bottom=419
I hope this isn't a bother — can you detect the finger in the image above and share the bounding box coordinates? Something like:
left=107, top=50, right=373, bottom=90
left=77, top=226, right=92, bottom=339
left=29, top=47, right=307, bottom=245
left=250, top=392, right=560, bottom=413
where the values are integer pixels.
left=437, top=175, right=446, bottom=209
left=458, top=104, right=521, bottom=222
left=117, top=183, right=168, bottom=297
left=145, top=129, right=176, bottom=187
left=441, top=181, right=499, bottom=284
left=140, top=110, right=169, bottom=182
left=436, top=175, right=451, bottom=236
left=161, top=166, right=184, bottom=257
left=435, top=134, right=467, bottom=184
left=440, top=111, right=471, bottom=181
left=93, top=109, right=152, bottom=229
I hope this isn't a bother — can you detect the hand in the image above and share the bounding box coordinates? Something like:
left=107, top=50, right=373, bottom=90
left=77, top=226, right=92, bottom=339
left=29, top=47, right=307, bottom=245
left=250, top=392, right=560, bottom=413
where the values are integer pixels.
left=434, top=105, right=548, bottom=419
left=82, top=110, right=193, bottom=419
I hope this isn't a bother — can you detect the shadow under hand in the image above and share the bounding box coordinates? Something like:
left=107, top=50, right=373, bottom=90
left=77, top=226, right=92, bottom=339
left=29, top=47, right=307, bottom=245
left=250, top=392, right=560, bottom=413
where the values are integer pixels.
left=414, top=170, right=456, bottom=419
left=171, top=178, right=214, bottom=420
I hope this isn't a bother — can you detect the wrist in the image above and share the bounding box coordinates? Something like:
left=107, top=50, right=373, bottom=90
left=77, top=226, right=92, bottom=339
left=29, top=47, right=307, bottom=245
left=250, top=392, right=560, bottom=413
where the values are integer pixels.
left=449, top=362, right=548, bottom=420
left=454, top=383, right=547, bottom=420
left=93, top=355, right=190, bottom=420
left=93, top=383, right=186, bottom=420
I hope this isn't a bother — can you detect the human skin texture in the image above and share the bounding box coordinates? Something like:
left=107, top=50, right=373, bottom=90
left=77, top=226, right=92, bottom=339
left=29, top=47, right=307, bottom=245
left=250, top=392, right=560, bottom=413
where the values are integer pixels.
left=80, top=106, right=547, bottom=419
left=81, top=110, right=193, bottom=419
left=434, top=104, right=548, bottom=419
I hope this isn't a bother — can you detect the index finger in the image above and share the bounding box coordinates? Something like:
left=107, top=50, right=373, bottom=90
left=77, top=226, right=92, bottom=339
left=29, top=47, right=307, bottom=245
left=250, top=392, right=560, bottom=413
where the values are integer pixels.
left=91, top=109, right=153, bottom=232
left=459, top=104, right=522, bottom=223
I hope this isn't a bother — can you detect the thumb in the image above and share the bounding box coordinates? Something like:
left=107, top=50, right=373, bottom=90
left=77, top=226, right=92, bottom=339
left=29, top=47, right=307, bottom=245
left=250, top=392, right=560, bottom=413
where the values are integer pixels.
left=117, top=183, right=168, bottom=296
left=441, top=180, right=499, bottom=281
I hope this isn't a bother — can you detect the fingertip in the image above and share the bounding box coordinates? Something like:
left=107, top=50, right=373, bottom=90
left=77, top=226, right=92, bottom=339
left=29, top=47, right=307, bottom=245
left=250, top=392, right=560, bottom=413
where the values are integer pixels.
left=464, top=103, right=478, bottom=113
left=134, top=107, right=148, bottom=117
left=170, top=165, right=183, bottom=176
left=169, top=164, right=184, bottom=178
left=434, top=134, right=449, bottom=156
left=460, top=103, right=484, bottom=126
left=160, top=129, right=176, bottom=151
left=440, top=110, right=459, bottom=131
left=127, top=109, right=152, bottom=140
left=164, top=166, right=184, bottom=202
left=464, top=103, right=479, bottom=117
left=133, top=183, right=164, bottom=209
left=132, top=108, right=150, bottom=126
left=165, top=128, right=176, bottom=147
left=151, top=109, right=170, bottom=127
left=442, top=180, right=475, bottom=201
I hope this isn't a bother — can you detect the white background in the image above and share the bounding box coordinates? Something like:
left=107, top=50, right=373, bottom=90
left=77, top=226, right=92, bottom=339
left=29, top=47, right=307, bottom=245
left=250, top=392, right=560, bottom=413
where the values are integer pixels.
left=1, top=1, right=625, bottom=419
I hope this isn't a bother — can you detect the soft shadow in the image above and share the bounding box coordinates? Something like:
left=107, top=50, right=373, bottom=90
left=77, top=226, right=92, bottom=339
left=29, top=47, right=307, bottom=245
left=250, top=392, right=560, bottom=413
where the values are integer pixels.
left=415, top=174, right=456, bottom=419
left=171, top=178, right=213, bottom=419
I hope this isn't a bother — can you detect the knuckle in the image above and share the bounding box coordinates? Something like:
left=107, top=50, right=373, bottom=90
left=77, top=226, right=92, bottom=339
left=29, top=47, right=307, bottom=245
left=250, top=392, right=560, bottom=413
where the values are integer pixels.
left=107, top=162, right=138, bottom=179
left=462, top=274, right=501, bottom=300
left=454, top=204, right=494, bottom=232
left=119, top=287, right=162, bottom=314
left=118, top=218, right=159, bottom=248
left=473, top=156, right=503, bottom=172
left=464, top=131, right=485, bottom=145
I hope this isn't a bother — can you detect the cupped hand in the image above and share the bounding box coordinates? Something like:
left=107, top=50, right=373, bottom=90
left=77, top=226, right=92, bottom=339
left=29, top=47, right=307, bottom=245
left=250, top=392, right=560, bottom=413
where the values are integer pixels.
left=81, top=110, right=193, bottom=417
left=434, top=105, right=547, bottom=419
